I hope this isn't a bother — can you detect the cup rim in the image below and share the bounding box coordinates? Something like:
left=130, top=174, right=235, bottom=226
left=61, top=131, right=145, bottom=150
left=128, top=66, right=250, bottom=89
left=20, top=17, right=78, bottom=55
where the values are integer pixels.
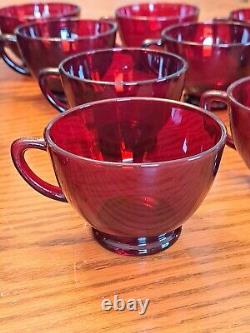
left=115, top=2, right=199, bottom=21
left=0, top=2, right=80, bottom=19
left=59, top=47, right=188, bottom=85
left=15, top=18, right=117, bottom=42
left=162, top=20, right=250, bottom=47
left=227, top=76, right=250, bottom=111
left=45, top=97, right=227, bottom=167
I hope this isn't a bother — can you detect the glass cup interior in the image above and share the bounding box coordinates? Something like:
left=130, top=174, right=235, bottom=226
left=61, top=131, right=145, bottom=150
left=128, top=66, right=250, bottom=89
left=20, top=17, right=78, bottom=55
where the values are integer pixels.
left=17, top=20, right=116, bottom=39
left=0, top=3, right=79, bottom=20
left=116, top=3, right=197, bottom=19
left=61, top=49, right=186, bottom=83
left=163, top=22, right=250, bottom=45
left=47, top=99, right=223, bottom=163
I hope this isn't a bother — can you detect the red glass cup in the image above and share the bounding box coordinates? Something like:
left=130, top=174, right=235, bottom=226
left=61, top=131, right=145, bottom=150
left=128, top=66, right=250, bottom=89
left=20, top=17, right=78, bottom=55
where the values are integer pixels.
left=201, top=76, right=250, bottom=168
left=11, top=97, right=226, bottom=256
left=143, top=21, right=250, bottom=106
left=115, top=2, right=199, bottom=46
left=38, top=47, right=188, bottom=112
left=230, top=8, right=250, bottom=23
left=0, top=2, right=80, bottom=75
left=2, top=19, right=117, bottom=99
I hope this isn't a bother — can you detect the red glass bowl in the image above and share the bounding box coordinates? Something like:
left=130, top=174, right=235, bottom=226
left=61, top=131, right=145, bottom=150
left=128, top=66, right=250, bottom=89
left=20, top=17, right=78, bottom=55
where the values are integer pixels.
left=145, top=21, right=250, bottom=105
left=115, top=2, right=199, bottom=46
left=39, top=47, right=187, bottom=112
left=0, top=2, right=80, bottom=74
left=11, top=97, right=226, bottom=256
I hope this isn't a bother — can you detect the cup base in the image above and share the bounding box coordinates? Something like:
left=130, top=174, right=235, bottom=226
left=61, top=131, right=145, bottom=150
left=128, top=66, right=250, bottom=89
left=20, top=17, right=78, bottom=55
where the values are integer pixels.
left=184, top=94, right=226, bottom=110
left=92, top=227, right=182, bottom=256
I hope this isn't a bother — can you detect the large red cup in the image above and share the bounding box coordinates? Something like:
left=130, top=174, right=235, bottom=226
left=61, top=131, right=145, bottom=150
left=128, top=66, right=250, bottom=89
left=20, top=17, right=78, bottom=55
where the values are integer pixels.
left=115, top=2, right=199, bottom=46
left=201, top=76, right=250, bottom=168
left=38, top=47, right=187, bottom=112
left=143, top=21, right=250, bottom=106
left=0, top=2, right=80, bottom=74
left=11, top=97, right=226, bottom=256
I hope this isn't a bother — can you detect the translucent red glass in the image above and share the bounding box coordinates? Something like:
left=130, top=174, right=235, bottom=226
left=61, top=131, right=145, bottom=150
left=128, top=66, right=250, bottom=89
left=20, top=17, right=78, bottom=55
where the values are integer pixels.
left=0, top=18, right=117, bottom=80
left=201, top=76, right=250, bottom=168
left=115, top=2, right=199, bottom=46
left=0, top=3, right=80, bottom=22
left=230, top=8, right=250, bottom=22
left=0, top=3, right=80, bottom=71
left=11, top=98, right=226, bottom=256
left=39, top=47, right=187, bottom=112
left=154, top=22, right=250, bottom=105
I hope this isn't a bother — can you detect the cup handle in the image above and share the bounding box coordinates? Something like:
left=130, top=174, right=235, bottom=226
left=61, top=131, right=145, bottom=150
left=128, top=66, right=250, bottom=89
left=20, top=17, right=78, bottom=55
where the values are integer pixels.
left=11, top=137, right=67, bottom=202
left=0, top=34, right=30, bottom=75
left=141, top=38, right=163, bottom=48
left=200, top=90, right=236, bottom=150
left=38, top=68, right=68, bottom=113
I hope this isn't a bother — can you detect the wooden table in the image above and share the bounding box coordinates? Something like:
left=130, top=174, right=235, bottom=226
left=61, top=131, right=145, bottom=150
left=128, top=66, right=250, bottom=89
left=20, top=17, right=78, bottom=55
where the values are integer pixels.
left=1, top=1, right=250, bottom=332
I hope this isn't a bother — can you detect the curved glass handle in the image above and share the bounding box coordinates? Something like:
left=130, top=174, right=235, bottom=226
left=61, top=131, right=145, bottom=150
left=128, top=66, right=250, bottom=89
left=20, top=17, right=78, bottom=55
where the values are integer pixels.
left=200, top=90, right=236, bottom=150
left=141, top=38, right=163, bottom=48
left=0, top=34, right=30, bottom=75
left=11, top=137, right=67, bottom=202
left=38, top=68, right=68, bottom=113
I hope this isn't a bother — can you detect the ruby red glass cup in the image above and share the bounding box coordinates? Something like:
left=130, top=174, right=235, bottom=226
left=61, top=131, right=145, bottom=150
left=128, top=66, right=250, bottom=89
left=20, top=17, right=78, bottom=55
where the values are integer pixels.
left=0, top=2, right=80, bottom=74
left=115, top=2, right=199, bottom=46
left=144, top=21, right=250, bottom=106
left=11, top=97, right=226, bottom=256
left=230, top=8, right=250, bottom=23
left=0, top=18, right=117, bottom=85
left=38, top=47, right=188, bottom=112
left=201, top=76, right=250, bottom=169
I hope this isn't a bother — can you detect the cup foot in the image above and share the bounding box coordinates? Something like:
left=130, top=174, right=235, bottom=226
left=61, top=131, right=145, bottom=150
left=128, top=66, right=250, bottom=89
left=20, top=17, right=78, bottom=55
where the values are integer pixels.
left=184, top=94, right=226, bottom=110
left=92, top=227, right=182, bottom=256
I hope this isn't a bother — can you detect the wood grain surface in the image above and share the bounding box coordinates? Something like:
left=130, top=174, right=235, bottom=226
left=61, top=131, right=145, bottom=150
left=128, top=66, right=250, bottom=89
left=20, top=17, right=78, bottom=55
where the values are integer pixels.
left=1, top=1, right=250, bottom=332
